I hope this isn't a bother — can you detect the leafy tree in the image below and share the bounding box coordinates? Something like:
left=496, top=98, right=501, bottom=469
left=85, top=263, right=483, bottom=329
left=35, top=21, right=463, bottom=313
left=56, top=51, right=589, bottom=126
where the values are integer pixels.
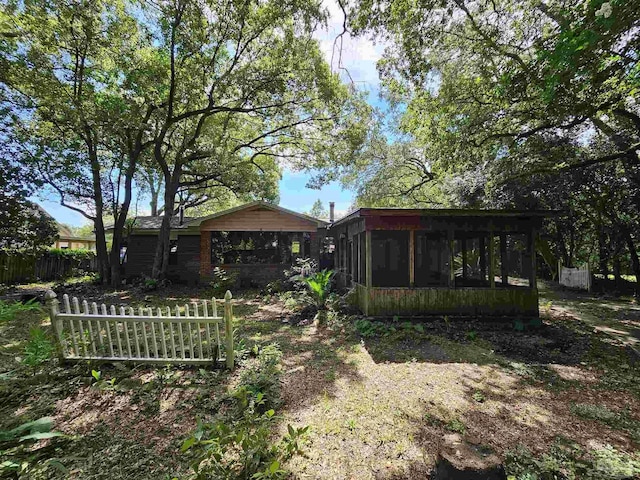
left=143, top=0, right=370, bottom=279
left=2, top=0, right=158, bottom=285
left=2, top=0, right=370, bottom=283
left=0, top=153, right=57, bottom=251
left=346, top=0, right=640, bottom=292
left=350, top=0, right=639, bottom=174
left=307, top=200, right=329, bottom=219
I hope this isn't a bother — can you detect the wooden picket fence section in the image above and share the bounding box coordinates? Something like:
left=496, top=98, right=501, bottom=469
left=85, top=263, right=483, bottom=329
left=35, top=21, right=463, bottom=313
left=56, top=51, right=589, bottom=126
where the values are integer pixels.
left=46, top=290, right=234, bottom=368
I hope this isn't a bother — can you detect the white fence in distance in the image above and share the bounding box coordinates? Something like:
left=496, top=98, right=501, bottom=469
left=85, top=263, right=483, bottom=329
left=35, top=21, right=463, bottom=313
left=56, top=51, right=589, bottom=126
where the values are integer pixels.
left=558, top=263, right=592, bottom=292
left=45, top=290, right=234, bottom=368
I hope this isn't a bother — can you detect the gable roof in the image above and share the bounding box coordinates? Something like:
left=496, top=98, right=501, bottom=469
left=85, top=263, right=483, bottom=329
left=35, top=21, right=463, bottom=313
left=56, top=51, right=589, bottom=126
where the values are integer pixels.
left=120, top=201, right=327, bottom=233
left=183, top=201, right=328, bottom=228
left=129, top=216, right=197, bottom=230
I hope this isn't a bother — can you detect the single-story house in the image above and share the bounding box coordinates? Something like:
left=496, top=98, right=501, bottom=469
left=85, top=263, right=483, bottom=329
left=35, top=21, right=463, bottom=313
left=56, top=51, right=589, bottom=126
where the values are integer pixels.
left=329, top=208, right=551, bottom=317
left=121, top=201, right=328, bottom=286
left=53, top=224, right=97, bottom=251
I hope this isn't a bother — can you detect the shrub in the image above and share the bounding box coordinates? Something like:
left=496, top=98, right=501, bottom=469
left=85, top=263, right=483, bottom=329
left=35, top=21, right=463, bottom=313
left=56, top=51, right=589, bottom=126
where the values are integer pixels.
left=283, top=258, right=318, bottom=290
left=209, top=267, right=237, bottom=296
left=0, top=299, right=41, bottom=323
left=46, top=248, right=96, bottom=261
left=182, top=342, right=308, bottom=479
left=505, top=440, right=640, bottom=480
left=304, top=270, right=334, bottom=310
left=143, top=277, right=159, bottom=291
left=22, top=328, right=54, bottom=373
left=0, top=417, right=65, bottom=476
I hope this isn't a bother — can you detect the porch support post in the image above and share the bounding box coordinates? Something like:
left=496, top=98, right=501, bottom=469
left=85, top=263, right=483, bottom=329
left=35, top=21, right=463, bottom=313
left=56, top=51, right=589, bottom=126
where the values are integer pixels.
left=529, top=228, right=537, bottom=289
left=500, top=233, right=508, bottom=286
left=479, top=235, right=487, bottom=282
left=409, top=230, right=415, bottom=287
left=461, top=237, right=468, bottom=280
left=448, top=228, right=455, bottom=288
left=365, top=231, right=372, bottom=288
left=200, top=231, right=212, bottom=279
left=488, top=230, right=496, bottom=288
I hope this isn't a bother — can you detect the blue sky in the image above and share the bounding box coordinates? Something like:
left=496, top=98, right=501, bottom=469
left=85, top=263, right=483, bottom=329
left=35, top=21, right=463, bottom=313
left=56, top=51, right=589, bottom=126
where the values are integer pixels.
left=278, top=171, right=354, bottom=218
left=35, top=171, right=356, bottom=227
left=33, top=0, right=384, bottom=227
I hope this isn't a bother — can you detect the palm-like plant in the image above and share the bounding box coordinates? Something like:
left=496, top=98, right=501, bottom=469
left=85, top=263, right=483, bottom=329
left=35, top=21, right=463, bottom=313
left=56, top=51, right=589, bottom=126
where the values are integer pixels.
left=304, top=270, right=334, bottom=310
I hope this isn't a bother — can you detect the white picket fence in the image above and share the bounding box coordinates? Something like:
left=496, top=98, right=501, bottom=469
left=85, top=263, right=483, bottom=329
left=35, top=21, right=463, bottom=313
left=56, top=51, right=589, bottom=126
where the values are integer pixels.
left=559, top=263, right=592, bottom=292
left=45, top=290, right=234, bottom=368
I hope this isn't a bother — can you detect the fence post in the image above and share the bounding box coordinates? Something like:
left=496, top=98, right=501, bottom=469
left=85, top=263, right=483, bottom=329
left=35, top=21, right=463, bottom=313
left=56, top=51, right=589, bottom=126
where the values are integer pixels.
left=224, top=290, right=234, bottom=369
left=45, top=290, right=66, bottom=361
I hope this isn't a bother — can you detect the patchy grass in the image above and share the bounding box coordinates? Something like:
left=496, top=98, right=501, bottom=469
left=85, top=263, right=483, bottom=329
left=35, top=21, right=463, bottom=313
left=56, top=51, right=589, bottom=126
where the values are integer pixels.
left=571, top=403, right=640, bottom=442
left=1, top=279, right=639, bottom=479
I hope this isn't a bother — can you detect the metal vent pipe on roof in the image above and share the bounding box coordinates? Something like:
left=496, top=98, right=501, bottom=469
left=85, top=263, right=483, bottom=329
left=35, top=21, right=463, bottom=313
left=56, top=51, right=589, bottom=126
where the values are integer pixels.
left=329, top=202, right=335, bottom=223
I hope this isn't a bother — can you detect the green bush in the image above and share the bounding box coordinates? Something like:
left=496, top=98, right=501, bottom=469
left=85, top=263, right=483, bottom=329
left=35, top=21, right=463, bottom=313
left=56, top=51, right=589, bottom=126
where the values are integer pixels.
left=283, top=258, right=318, bottom=291
left=181, top=342, right=308, bottom=479
left=505, top=440, right=640, bottom=480
left=0, top=299, right=41, bottom=323
left=143, top=277, right=159, bottom=291
left=209, top=267, right=237, bottom=296
left=23, top=328, right=54, bottom=373
left=0, top=417, right=65, bottom=476
left=304, top=270, right=333, bottom=308
left=46, top=248, right=96, bottom=261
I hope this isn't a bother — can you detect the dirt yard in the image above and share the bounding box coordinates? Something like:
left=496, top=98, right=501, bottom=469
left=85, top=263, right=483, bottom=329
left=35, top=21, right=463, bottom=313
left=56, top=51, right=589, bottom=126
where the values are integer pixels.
left=1, top=280, right=639, bottom=479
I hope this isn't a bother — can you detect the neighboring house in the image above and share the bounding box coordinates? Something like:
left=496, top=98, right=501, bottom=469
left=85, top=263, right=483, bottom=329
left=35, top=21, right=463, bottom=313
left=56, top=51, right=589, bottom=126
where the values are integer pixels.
left=330, top=208, right=552, bottom=317
left=121, top=201, right=328, bottom=286
left=53, top=224, right=97, bottom=251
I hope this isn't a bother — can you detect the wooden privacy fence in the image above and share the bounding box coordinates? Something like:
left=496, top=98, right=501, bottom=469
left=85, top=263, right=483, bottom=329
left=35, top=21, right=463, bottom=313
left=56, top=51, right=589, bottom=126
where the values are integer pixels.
left=0, top=251, right=98, bottom=284
left=46, top=290, right=234, bottom=368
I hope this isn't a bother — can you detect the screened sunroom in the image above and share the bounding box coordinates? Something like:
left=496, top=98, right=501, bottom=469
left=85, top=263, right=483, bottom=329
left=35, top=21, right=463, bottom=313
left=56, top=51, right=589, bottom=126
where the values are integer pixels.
left=330, top=208, right=550, bottom=317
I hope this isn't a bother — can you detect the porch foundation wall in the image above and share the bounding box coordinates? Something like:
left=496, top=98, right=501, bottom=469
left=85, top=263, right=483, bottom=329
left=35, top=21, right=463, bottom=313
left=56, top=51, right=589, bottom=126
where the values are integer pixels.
left=355, top=284, right=539, bottom=317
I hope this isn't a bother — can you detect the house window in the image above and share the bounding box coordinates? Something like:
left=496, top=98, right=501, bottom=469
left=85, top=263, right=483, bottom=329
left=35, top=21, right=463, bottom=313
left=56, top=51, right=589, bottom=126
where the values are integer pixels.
left=210, top=231, right=304, bottom=265
left=415, top=232, right=449, bottom=287
left=371, top=231, right=409, bottom=287
left=169, top=240, right=178, bottom=265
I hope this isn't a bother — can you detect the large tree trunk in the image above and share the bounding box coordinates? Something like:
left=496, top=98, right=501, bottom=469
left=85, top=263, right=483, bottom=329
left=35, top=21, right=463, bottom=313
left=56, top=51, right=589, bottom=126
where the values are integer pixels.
left=624, top=231, right=640, bottom=298
left=152, top=173, right=179, bottom=279
left=108, top=152, right=138, bottom=287
left=93, top=216, right=110, bottom=284
left=87, top=137, right=111, bottom=285
left=598, top=224, right=609, bottom=278
left=146, top=172, right=162, bottom=216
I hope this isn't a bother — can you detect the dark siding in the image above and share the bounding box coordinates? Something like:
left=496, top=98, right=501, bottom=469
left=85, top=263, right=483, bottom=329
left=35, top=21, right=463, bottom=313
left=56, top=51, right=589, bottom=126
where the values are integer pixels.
left=125, top=235, right=157, bottom=278
left=125, top=234, right=200, bottom=283
left=172, top=235, right=200, bottom=284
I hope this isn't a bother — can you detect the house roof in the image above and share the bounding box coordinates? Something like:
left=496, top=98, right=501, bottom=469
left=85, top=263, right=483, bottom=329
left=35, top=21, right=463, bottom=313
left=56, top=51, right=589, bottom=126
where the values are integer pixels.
left=56, top=222, right=96, bottom=242
left=129, top=216, right=198, bottom=230
left=182, top=201, right=328, bottom=228
left=330, top=207, right=558, bottom=228
left=121, top=201, right=327, bottom=233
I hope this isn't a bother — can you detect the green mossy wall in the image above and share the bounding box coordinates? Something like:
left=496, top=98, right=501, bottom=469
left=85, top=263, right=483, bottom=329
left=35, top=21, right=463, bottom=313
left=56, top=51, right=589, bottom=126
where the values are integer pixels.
left=356, top=284, right=539, bottom=317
